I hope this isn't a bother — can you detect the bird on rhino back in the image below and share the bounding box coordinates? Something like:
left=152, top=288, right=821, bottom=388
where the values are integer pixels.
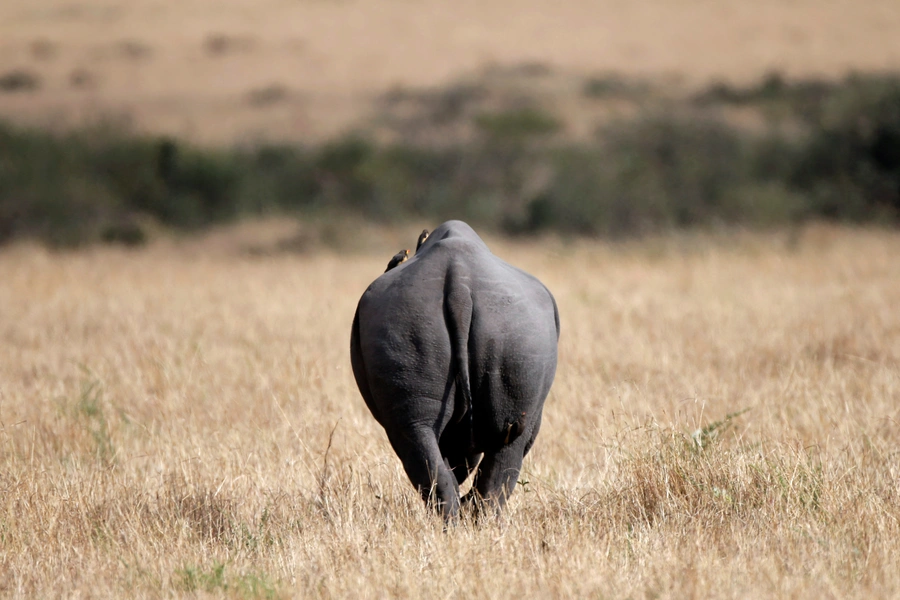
left=385, top=248, right=409, bottom=272
left=350, top=220, right=560, bottom=520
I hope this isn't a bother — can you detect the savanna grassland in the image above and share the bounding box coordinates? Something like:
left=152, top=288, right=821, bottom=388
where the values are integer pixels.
left=2, top=3, right=900, bottom=595
left=3, top=0, right=900, bottom=143
left=1, top=223, right=898, bottom=598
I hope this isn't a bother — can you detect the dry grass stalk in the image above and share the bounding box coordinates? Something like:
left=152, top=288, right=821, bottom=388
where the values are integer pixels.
left=1, top=224, right=899, bottom=598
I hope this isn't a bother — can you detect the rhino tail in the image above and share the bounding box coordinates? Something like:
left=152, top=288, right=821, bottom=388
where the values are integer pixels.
left=444, top=272, right=473, bottom=425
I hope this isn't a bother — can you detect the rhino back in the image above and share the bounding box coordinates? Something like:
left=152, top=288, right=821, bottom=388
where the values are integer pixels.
left=353, top=221, right=557, bottom=436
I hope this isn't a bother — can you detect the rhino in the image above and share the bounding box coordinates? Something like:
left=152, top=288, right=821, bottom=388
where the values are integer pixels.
left=350, top=220, right=559, bottom=518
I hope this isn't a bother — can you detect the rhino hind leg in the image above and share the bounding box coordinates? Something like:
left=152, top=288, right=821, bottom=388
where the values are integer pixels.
left=463, top=415, right=541, bottom=515
left=463, top=436, right=527, bottom=513
left=439, top=413, right=481, bottom=486
left=386, top=425, right=461, bottom=519
left=445, top=448, right=482, bottom=486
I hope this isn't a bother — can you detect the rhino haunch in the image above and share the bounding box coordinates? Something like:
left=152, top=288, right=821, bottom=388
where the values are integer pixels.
left=350, top=220, right=559, bottom=519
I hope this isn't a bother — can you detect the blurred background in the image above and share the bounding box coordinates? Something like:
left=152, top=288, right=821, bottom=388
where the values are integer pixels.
left=2, top=0, right=900, bottom=247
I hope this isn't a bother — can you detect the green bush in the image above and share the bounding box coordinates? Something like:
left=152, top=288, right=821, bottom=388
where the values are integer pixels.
left=1, top=73, right=899, bottom=247
left=474, top=107, right=561, bottom=140
left=242, top=145, right=318, bottom=212
left=0, top=125, right=122, bottom=246
left=789, top=77, right=900, bottom=220
left=524, top=116, right=764, bottom=236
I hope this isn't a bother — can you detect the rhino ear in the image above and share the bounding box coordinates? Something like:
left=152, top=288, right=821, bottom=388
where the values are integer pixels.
left=416, top=229, right=430, bottom=253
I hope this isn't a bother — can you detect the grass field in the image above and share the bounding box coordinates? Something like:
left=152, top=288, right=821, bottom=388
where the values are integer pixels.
left=1, top=223, right=898, bottom=598
left=3, top=0, right=900, bottom=142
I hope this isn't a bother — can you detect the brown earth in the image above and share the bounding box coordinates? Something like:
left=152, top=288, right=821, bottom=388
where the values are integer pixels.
left=1, top=0, right=899, bottom=144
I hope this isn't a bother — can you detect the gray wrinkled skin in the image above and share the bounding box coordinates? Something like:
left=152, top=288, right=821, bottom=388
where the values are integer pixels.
left=350, top=220, right=560, bottom=519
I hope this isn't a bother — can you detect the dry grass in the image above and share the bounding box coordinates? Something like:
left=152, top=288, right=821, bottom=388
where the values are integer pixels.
left=2, top=0, right=900, bottom=142
left=1, top=223, right=899, bottom=598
